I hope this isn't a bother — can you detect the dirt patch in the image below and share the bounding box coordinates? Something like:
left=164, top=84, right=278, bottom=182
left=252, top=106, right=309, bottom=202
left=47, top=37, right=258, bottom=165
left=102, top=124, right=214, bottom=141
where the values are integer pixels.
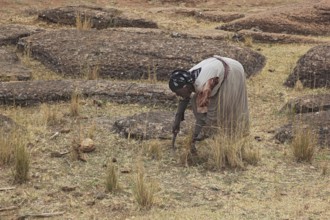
left=0, top=47, right=32, bottom=81
left=234, top=30, right=328, bottom=44
left=274, top=110, right=330, bottom=147
left=281, top=94, right=330, bottom=114
left=0, top=80, right=175, bottom=107
left=17, top=28, right=265, bottom=80
left=285, top=44, right=330, bottom=88
left=113, top=110, right=194, bottom=140
left=175, top=8, right=245, bottom=22
left=218, top=0, right=330, bottom=36
left=38, top=5, right=158, bottom=29
left=0, top=24, right=42, bottom=46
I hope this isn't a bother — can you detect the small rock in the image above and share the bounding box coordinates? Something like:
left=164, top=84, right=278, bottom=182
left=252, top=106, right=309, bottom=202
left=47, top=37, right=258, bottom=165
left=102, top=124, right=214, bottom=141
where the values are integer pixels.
left=80, top=138, right=95, bottom=153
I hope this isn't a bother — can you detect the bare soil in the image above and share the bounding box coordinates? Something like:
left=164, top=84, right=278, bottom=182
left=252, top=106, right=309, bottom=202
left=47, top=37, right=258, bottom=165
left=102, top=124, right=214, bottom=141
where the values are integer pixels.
left=0, top=0, right=329, bottom=220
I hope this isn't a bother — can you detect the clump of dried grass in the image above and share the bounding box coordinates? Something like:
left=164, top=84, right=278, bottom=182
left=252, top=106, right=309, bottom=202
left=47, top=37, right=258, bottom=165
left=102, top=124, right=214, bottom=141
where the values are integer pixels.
left=40, top=104, right=62, bottom=126
left=13, top=139, right=30, bottom=184
left=144, top=140, right=162, bottom=160
left=70, top=89, right=80, bottom=117
left=76, top=12, right=92, bottom=30
left=178, top=128, right=194, bottom=167
left=291, top=126, right=316, bottom=163
left=86, top=65, right=99, bottom=80
left=105, top=162, right=119, bottom=192
left=244, top=35, right=253, bottom=47
left=132, top=165, right=156, bottom=209
left=207, top=131, right=259, bottom=170
left=0, top=131, right=17, bottom=166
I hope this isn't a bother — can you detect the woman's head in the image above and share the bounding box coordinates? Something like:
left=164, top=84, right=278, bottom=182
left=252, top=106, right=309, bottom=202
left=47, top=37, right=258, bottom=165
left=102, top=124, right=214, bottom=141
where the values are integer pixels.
left=169, top=70, right=194, bottom=98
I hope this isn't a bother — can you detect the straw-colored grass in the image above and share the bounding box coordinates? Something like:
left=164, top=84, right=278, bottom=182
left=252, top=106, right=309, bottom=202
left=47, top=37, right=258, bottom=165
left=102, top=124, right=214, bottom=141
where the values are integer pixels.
left=132, top=166, right=156, bottom=209
left=0, top=131, right=16, bottom=166
left=70, top=89, right=80, bottom=117
left=13, top=140, right=30, bottom=184
left=76, top=12, right=92, bottom=30
left=291, top=126, right=316, bottom=163
left=105, top=162, right=119, bottom=192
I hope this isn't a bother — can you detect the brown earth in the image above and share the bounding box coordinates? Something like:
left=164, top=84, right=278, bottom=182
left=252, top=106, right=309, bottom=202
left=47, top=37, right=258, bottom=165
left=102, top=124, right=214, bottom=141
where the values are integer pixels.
left=0, top=0, right=329, bottom=220
left=285, top=44, right=330, bottom=88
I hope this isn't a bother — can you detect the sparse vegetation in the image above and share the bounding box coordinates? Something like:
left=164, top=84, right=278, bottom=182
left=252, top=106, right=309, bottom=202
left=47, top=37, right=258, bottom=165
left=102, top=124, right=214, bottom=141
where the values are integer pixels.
left=0, top=0, right=329, bottom=219
left=13, top=141, right=29, bottom=184
left=0, top=131, right=16, bottom=166
left=133, top=172, right=155, bottom=209
left=70, top=89, right=80, bottom=117
left=144, top=139, right=162, bottom=160
left=132, top=166, right=156, bottom=209
left=291, top=126, right=316, bottom=163
left=105, top=162, right=119, bottom=192
left=76, top=12, right=92, bottom=30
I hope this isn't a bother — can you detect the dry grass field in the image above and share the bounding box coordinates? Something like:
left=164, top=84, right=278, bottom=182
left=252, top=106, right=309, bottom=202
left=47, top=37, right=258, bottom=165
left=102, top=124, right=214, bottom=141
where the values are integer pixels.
left=0, top=0, right=329, bottom=219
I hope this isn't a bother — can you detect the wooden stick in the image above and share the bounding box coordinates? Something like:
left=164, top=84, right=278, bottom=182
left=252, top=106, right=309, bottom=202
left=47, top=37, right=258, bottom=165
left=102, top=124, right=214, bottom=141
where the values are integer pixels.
left=0, top=187, right=15, bottom=191
left=0, top=206, right=18, bottom=212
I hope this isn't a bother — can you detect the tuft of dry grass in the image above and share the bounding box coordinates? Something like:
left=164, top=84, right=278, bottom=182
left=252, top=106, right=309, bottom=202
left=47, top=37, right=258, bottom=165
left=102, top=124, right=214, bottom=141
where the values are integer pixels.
left=76, top=12, right=92, bottom=30
left=291, top=126, right=316, bottom=163
left=244, top=35, right=253, bottom=47
left=132, top=165, right=156, bottom=209
left=0, top=131, right=16, bottom=166
left=207, top=132, right=259, bottom=170
left=294, top=79, right=304, bottom=91
left=105, top=162, right=119, bottom=192
left=179, top=129, right=194, bottom=167
left=86, top=65, right=99, bottom=80
left=13, top=141, right=30, bottom=184
left=40, top=104, right=62, bottom=126
left=144, top=140, right=162, bottom=160
left=321, top=163, right=328, bottom=176
left=70, top=89, right=80, bottom=117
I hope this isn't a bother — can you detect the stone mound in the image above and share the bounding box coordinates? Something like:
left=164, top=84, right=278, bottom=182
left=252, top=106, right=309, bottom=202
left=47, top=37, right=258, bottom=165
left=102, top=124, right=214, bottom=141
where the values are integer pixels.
left=281, top=94, right=330, bottom=114
left=175, top=8, right=244, bottom=22
left=217, top=0, right=330, bottom=36
left=274, top=110, right=330, bottom=148
left=113, top=111, right=194, bottom=140
left=0, top=114, right=22, bottom=133
left=0, top=24, right=42, bottom=46
left=233, top=30, right=327, bottom=44
left=285, top=44, right=330, bottom=88
left=38, top=5, right=158, bottom=29
left=0, top=80, right=175, bottom=107
left=0, top=48, right=31, bottom=81
left=17, top=28, right=266, bottom=80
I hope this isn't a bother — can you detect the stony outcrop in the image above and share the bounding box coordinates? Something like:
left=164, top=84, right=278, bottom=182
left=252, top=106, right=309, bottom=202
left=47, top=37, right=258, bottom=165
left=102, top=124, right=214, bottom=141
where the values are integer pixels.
left=38, top=5, right=158, bottom=29
left=217, top=0, right=330, bottom=36
left=0, top=80, right=176, bottom=107
left=0, top=48, right=31, bottom=81
left=285, top=44, right=330, bottom=88
left=17, top=28, right=266, bottom=80
left=113, top=111, right=194, bottom=140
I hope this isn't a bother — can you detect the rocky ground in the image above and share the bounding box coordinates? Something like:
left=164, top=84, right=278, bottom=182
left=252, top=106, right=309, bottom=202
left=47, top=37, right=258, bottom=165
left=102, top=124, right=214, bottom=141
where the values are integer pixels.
left=0, top=0, right=329, bottom=219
